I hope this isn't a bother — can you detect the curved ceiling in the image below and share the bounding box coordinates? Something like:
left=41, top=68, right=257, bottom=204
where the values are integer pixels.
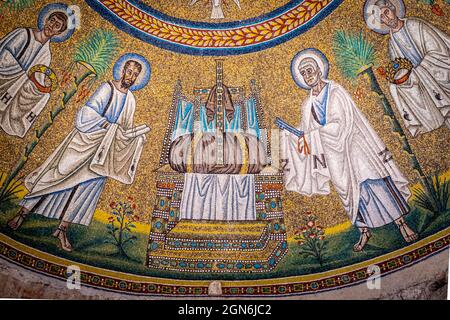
left=86, top=0, right=344, bottom=55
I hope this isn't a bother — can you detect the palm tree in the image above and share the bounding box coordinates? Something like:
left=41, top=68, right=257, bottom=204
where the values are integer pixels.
left=332, top=30, right=434, bottom=201
left=0, top=29, right=120, bottom=204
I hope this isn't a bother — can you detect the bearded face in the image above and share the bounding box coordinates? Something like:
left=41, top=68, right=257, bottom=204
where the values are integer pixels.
left=121, top=61, right=142, bottom=89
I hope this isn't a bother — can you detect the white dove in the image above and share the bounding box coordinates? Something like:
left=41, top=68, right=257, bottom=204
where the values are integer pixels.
left=189, top=0, right=241, bottom=19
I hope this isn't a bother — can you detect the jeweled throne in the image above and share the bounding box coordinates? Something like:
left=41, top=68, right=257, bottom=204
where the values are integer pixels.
left=146, top=61, right=288, bottom=273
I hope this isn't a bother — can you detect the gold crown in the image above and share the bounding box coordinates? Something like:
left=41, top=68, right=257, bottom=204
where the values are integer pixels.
left=385, top=58, right=413, bottom=84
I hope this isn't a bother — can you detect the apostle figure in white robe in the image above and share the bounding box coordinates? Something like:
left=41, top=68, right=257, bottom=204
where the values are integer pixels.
left=7, top=60, right=149, bottom=252
left=0, top=11, right=69, bottom=138
left=368, top=0, right=449, bottom=137
left=281, top=49, right=418, bottom=252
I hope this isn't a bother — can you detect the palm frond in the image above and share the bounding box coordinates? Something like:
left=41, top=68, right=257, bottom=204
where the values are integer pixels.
left=74, top=29, right=120, bottom=77
left=414, top=172, right=450, bottom=214
left=0, top=172, right=25, bottom=204
left=1, top=0, right=35, bottom=13
left=332, top=31, right=376, bottom=79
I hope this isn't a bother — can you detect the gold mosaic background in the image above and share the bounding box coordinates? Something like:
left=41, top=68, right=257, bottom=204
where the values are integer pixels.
left=146, top=0, right=292, bottom=22
left=0, top=0, right=449, bottom=237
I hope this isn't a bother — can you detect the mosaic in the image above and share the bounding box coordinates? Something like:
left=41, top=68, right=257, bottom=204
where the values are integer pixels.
left=85, top=0, right=344, bottom=55
left=0, top=0, right=449, bottom=297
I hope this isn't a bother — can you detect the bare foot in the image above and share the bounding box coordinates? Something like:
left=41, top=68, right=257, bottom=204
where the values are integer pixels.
left=396, top=220, right=418, bottom=243
left=7, top=208, right=29, bottom=230
left=353, top=228, right=372, bottom=252
left=52, top=227, right=72, bottom=252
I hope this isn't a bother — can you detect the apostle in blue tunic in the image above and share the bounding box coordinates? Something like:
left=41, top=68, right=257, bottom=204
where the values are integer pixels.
left=281, top=49, right=418, bottom=252
left=7, top=58, right=150, bottom=252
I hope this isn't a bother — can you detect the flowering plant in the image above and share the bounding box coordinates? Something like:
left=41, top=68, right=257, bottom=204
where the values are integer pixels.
left=105, top=197, right=139, bottom=258
left=294, top=211, right=326, bottom=266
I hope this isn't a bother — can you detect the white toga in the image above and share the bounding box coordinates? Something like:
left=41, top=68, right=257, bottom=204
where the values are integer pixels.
left=0, top=28, right=51, bottom=138
left=388, top=18, right=450, bottom=137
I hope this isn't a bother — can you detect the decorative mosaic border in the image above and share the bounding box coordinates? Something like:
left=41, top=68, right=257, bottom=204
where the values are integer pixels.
left=0, top=228, right=448, bottom=297
left=147, top=241, right=288, bottom=273
left=85, top=0, right=344, bottom=55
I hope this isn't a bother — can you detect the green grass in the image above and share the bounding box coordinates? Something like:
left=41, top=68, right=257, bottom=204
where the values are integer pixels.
left=0, top=200, right=449, bottom=281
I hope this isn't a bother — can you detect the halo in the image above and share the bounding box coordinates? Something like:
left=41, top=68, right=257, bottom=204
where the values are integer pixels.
left=113, top=53, right=151, bottom=91
left=363, top=0, right=405, bottom=35
left=38, top=3, right=77, bottom=43
left=291, top=48, right=329, bottom=90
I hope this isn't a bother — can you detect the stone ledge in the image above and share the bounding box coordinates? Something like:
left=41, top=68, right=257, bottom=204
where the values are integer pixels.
left=0, top=249, right=448, bottom=299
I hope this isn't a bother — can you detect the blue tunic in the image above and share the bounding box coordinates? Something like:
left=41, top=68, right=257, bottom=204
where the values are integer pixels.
left=355, top=177, right=409, bottom=228
left=311, top=83, right=329, bottom=126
